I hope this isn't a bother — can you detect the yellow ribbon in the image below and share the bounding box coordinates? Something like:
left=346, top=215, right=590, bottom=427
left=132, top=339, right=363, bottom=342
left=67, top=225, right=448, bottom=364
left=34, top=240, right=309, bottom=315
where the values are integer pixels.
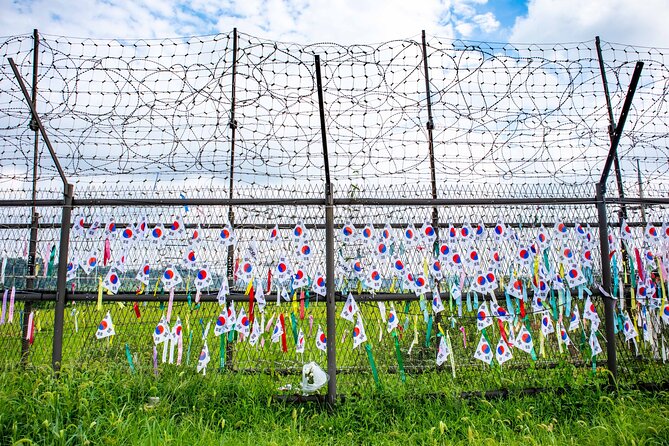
left=408, top=315, right=419, bottom=354
left=291, top=292, right=298, bottom=316
left=623, top=260, right=628, bottom=285
left=97, top=277, right=103, bottom=311
left=539, top=330, right=546, bottom=358
left=446, top=331, right=456, bottom=378
left=153, top=278, right=160, bottom=297
left=245, top=276, right=254, bottom=295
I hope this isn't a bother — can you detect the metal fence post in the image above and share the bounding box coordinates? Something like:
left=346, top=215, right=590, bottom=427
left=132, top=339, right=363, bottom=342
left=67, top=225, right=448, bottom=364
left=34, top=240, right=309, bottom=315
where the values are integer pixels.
left=224, top=28, right=239, bottom=371
left=315, top=54, right=337, bottom=407
left=7, top=55, right=73, bottom=373
left=594, top=60, right=643, bottom=385
left=325, top=186, right=335, bottom=406
left=420, top=31, right=438, bottom=232
left=52, top=183, right=74, bottom=373
left=595, top=183, right=617, bottom=383
left=23, top=28, right=40, bottom=365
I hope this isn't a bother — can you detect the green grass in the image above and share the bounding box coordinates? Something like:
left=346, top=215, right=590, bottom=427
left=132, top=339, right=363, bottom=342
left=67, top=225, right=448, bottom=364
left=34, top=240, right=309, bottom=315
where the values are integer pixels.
left=2, top=298, right=667, bottom=399
left=1, top=299, right=625, bottom=395
left=1, top=365, right=668, bottom=445
left=2, top=297, right=669, bottom=444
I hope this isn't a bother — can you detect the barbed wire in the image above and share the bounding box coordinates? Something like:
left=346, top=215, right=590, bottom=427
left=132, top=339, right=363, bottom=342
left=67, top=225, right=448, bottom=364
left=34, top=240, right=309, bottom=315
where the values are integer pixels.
left=0, top=32, right=668, bottom=199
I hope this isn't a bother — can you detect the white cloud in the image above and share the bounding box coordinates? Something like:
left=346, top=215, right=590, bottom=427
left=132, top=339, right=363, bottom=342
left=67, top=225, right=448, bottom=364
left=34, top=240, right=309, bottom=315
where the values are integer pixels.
left=0, top=0, right=667, bottom=49
left=511, top=0, right=669, bottom=47
left=0, top=0, right=509, bottom=43
left=455, top=21, right=475, bottom=38
left=473, top=12, right=499, bottom=34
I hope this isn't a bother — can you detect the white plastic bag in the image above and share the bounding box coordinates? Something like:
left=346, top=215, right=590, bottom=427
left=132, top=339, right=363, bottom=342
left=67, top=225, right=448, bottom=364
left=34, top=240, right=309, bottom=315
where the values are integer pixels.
left=301, top=362, right=328, bottom=393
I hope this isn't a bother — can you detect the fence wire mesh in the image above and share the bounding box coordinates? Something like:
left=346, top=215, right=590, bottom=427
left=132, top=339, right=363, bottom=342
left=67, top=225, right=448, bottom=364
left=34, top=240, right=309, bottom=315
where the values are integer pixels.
left=0, top=30, right=668, bottom=399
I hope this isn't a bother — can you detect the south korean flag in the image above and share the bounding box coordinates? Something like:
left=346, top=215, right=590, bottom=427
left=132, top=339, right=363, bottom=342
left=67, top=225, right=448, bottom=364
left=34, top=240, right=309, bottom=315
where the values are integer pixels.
left=197, top=342, right=210, bottom=374
left=95, top=312, right=115, bottom=339
left=436, top=335, right=451, bottom=366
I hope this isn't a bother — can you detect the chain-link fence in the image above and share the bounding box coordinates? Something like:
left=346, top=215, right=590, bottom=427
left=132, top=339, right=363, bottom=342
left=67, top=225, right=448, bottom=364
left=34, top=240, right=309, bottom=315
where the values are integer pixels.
left=0, top=30, right=668, bottom=402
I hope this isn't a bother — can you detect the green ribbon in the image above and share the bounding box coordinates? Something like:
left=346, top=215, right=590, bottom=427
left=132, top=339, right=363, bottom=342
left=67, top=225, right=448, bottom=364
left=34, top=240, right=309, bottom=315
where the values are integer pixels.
left=403, top=301, right=411, bottom=331
left=392, top=331, right=405, bottom=383
left=612, top=257, right=619, bottom=296
left=615, top=312, right=623, bottom=334
left=291, top=313, right=298, bottom=344
left=186, top=330, right=193, bottom=366
left=365, top=343, right=381, bottom=389
left=481, top=327, right=493, bottom=347
left=629, top=259, right=636, bottom=290
left=550, top=290, right=558, bottom=322
left=419, top=294, right=428, bottom=323
left=48, top=245, right=56, bottom=276
left=125, top=343, right=135, bottom=373
left=425, top=314, right=433, bottom=347
left=220, top=334, right=226, bottom=371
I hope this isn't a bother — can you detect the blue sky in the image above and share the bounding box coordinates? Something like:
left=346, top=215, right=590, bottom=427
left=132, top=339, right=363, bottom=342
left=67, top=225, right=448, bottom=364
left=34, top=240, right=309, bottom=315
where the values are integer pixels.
left=2, top=0, right=668, bottom=46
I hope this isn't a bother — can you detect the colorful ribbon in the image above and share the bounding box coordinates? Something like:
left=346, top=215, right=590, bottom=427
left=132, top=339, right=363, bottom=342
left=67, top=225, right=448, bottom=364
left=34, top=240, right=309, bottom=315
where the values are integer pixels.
left=125, top=343, right=135, bottom=373
left=392, top=331, right=405, bottom=383
left=365, top=343, right=381, bottom=389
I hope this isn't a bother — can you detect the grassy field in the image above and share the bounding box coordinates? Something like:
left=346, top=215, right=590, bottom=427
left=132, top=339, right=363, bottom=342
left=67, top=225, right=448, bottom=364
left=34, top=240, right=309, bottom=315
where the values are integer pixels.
left=0, top=364, right=668, bottom=445
left=2, top=298, right=635, bottom=397
left=2, top=297, right=668, bottom=445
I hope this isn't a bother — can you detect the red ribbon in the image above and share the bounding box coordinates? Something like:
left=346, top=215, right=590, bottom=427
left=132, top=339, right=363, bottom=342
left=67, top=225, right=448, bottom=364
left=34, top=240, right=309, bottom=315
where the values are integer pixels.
left=133, top=301, right=141, bottom=319
left=497, top=319, right=510, bottom=345
left=299, top=290, right=305, bottom=320
left=519, top=300, right=526, bottom=319
left=279, top=313, right=287, bottom=352
left=103, top=238, right=111, bottom=266
left=29, top=322, right=35, bottom=345
left=635, top=248, right=645, bottom=282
